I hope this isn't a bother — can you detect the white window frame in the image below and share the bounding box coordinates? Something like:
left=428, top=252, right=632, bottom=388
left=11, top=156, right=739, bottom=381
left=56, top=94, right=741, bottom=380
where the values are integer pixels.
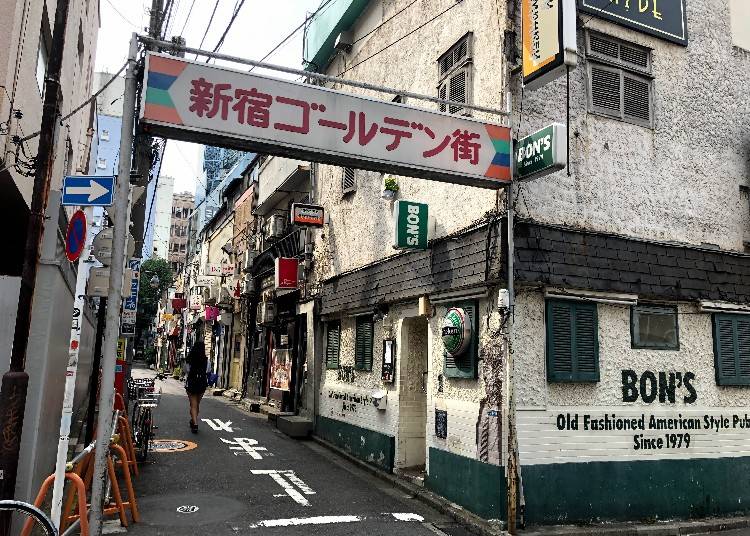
left=437, top=33, right=474, bottom=116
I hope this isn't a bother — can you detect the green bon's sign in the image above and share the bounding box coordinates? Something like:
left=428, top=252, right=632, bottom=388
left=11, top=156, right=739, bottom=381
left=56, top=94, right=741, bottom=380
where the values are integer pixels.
left=394, top=200, right=428, bottom=250
left=442, top=307, right=472, bottom=357
left=516, top=123, right=567, bottom=181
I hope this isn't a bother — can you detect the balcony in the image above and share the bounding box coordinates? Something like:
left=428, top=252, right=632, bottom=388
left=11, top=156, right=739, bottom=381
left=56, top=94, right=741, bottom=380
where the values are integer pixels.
left=255, top=157, right=311, bottom=217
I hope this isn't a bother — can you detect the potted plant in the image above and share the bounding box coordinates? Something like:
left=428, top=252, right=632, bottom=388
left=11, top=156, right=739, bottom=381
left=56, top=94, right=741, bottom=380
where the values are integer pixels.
left=382, top=176, right=399, bottom=200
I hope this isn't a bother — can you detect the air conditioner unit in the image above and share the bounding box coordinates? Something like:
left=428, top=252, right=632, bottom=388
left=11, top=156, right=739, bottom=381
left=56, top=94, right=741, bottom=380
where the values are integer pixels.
left=257, top=301, right=276, bottom=325
left=265, top=214, right=286, bottom=241
left=243, top=250, right=258, bottom=272
left=209, top=284, right=221, bottom=301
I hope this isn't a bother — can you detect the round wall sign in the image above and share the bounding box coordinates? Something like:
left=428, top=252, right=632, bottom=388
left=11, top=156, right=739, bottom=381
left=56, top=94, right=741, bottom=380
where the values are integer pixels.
left=65, top=210, right=87, bottom=262
left=442, top=307, right=472, bottom=357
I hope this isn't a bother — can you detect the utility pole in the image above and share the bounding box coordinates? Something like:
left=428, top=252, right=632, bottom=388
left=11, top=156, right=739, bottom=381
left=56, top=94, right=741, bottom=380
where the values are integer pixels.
left=0, top=0, right=71, bottom=531
left=87, top=34, right=138, bottom=535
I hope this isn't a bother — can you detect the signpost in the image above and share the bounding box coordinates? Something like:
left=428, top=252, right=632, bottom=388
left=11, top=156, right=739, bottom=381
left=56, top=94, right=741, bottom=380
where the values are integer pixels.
left=394, top=200, right=429, bottom=250
left=61, top=175, right=115, bottom=206
left=522, top=0, right=577, bottom=90
left=291, top=203, right=325, bottom=227
left=121, top=259, right=141, bottom=336
left=140, top=53, right=512, bottom=188
left=64, top=210, right=87, bottom=262
left=516, top=124, right=567, bottom=181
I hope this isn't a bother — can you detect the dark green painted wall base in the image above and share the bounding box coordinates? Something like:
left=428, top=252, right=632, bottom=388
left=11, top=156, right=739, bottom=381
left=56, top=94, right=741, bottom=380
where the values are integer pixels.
left=316, top=416, right=395, bottom=472
left=524, top=456, right=750, bottom=524
left=426, top=447, right=506, bottom=520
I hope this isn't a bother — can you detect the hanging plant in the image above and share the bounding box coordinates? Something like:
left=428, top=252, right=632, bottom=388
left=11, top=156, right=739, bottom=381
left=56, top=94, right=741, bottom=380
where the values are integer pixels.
left=384, top=176, right=399, bottom=192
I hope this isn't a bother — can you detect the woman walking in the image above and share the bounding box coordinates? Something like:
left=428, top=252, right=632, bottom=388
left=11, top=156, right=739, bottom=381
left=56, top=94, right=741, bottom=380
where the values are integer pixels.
left=185, top=321, right=209, bottom=433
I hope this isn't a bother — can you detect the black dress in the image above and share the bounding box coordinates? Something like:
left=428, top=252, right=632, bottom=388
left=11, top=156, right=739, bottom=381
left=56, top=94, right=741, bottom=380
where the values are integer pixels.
left=185, top=339, right=208, bottom=395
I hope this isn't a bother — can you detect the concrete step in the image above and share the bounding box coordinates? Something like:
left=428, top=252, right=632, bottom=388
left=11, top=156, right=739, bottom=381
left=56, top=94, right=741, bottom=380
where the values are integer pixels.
left=259, top=404, right=294, bottom=422
left=277, top=416, right=313, bottom=438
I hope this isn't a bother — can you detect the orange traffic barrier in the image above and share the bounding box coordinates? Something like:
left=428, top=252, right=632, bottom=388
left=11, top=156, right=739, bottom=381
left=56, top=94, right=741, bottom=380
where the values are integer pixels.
left=111, top=443, right=140, bottom=522
left=117, top=415, right=139, bottom=476
left=20, top=472, right=89, bottom=536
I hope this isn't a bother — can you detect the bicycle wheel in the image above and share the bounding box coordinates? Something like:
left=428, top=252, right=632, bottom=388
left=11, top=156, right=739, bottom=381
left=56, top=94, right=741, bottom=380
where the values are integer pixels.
left=0, top=500, right=58, bottom=536
left=137, top=408, right=152, bottom=462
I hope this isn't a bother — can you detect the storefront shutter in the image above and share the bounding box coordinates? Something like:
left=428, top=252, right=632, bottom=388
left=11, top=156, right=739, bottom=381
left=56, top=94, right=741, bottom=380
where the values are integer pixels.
left=547, top=300, right=599, bottom=382
left=713, top=314, right=750, bottom=385
left=443, top=301, right=478, bottom=379
left=326, top=322, right=340, bottom=370
left=355, top=317, right=374, bottom=371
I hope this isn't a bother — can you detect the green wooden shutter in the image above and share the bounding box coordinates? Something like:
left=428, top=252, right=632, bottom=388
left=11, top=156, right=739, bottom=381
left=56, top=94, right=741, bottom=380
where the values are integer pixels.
left=355, top=317, right=374, bottom=371
left=443, top=301, right=478, bottom=379
left=713, top=314, right=750, bottom=386
left=547, top=300, right=599, bottom=382
left=326, top=322, right=340, bottom=370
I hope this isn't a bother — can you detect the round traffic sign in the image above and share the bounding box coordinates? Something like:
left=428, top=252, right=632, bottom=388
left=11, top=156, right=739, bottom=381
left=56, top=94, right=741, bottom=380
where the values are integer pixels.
left=65, top=210, right=87, bottom=262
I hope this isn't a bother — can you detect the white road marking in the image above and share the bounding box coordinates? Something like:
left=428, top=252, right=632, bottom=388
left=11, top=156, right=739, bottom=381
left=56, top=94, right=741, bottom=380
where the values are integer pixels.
left=220, top=437, right=268, bottom=459
left=251, top=469, right=316, bottom=506
left=250, top=515, right=361, bottom=528
left=392, top=512, right=425, bottom=521
left=202, top=418, right=235, bottom=432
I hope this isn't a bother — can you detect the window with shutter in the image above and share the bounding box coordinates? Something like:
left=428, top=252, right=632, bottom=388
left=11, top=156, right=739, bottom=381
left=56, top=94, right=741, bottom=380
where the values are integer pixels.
left=437, top=33, right=473, bottom=116
left=586, top=31, right=653, bottom=128
left=355, top=316, right=374, bottom=371
left=342, top=167, right=355, bottom=196
left=713, top=314, right=750, bottom=386
left=326, top=322, right=340, bottom=370
left=443, top=301, right=479, bottom=379
left=546, top=300, right=600, bottom=382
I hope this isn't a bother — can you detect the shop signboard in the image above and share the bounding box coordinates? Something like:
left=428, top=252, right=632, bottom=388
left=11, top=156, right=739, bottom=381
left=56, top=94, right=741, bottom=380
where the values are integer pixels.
left=221, top=263, right=235, bottom=275
left=270, top=349, right=292, bottom=391
left=442, top=307, right=472, bottom=357
left=291, top=203, right=325, bottom=227
left=577, top=0, right=688, bottom=46
left=140, top=53, right=512, bottom=188
left=195, top=275, right=216, bottom=287
left=393, top=200, right=429, bottom=250
left=522, top=0, right=577, bottom=90
left=275, top=257, right=299, bottom=290
left=121, top=258, right=140, bottom=336
left=205, top=263, right=222, bottom=276
left=516, top=123, right=567, bottom=180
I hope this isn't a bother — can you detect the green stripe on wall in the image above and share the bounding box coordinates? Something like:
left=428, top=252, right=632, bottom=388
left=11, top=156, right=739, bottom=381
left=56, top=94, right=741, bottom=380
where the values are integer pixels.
left=426, top=447, right=506, bottom=520
left=524, top=456, right=750, bottom=524
left=316, top=416, right=395, bottom=472
left=145, top=87, right=174, bottom=107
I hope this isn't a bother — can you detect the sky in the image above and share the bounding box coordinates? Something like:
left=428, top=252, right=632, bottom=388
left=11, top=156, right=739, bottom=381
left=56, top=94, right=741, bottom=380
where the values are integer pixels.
left=95, top=0, right=323, bottom=195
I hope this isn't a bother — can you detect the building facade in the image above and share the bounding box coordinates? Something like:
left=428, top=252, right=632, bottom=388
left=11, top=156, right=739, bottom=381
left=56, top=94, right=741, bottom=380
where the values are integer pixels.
left=151, top=175, right=175, bottom=260
left=168, top=192, right=194, bottom=274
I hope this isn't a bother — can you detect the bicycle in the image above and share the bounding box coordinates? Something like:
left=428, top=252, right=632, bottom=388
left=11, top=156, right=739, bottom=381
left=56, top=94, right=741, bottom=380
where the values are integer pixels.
left=0, top=500, right=57, bottom=536
left=127, top=377, right=161, bottom=462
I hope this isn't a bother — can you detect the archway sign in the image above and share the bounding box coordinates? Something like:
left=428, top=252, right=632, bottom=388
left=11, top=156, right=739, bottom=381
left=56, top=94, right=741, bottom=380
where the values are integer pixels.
left=139, top=53, right=512, bottom=189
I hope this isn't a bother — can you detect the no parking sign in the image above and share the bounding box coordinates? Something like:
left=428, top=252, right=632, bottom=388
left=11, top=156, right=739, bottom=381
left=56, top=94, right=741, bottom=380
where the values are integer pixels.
left=65, top=210, right=87, bottom=262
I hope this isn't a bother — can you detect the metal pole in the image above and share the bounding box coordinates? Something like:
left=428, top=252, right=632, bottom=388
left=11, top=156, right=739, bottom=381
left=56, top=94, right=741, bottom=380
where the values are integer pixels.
left=88, top=34, right=138, bottom=535
left=0, top=0, right=71, bottom=531
left=50, top=207, right=95, bottom=528
left=506, top=178, right=517, bottom=534
left=85, top=297, right=107, bottom=446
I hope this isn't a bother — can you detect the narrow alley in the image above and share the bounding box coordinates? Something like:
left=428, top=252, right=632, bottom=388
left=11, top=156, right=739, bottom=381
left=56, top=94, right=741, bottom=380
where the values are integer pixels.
left=126, top=368, right=470, bottom=536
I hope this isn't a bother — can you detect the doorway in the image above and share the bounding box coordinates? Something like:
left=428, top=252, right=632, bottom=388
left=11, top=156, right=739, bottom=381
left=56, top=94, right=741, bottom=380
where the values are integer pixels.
left=397, top=316, right=429, bottom=472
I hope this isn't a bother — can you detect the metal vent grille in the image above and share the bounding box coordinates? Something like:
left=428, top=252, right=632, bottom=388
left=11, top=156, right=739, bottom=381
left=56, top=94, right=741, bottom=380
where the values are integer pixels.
left=589, top=33, right=619, bottom=59
left=591, top=66, right=620, bottom=113
left=448, top=70, right=467, bottom=113
left=620, top=44, right=649, bottom=68
left=623, top=75, right=651, bottom=122
left=342, top=167, right=355, bottom=195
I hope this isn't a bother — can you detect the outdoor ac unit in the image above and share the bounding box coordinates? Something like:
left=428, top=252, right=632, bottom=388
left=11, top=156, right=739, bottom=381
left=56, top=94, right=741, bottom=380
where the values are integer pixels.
left=243, top=250, right=258, bottom=272
left=334, top=31, right=353, bottom=52
left=209, top=284, right=221, bottom=301
left=265, top=214, right=286, bottom=241
left=257, top=301, right=276, bottom=325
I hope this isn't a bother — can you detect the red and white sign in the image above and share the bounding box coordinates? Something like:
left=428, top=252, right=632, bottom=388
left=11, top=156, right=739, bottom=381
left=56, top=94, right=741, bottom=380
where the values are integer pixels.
left=221, top=263, right=235, bottom=275
left=141, top=53, right=512, bottom=188
left=275, top=257, right=299, bottom=290
left=291, top=203, right=324, bottom=227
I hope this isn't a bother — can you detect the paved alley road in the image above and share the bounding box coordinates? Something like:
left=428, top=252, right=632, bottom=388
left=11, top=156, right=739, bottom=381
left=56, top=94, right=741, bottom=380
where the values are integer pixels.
left=125, top=368, right=470, bottom=536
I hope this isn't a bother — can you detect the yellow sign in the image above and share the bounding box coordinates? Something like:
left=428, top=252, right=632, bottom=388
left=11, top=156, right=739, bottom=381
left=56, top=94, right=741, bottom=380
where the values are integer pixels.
left=522, top=0, right=577, bottom=90
left=162, top=313, right=174, bottom=321
left=116, top=338, right=127, bottom=360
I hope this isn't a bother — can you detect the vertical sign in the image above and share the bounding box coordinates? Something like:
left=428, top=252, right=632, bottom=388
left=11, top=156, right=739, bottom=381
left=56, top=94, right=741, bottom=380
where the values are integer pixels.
left=522, top=0, right=577, bottom=90
left=121, top=258, right=140, bottom=336
left=394, top=200, right=429, bottom=250
left=275, top=258, right=299, bottom=290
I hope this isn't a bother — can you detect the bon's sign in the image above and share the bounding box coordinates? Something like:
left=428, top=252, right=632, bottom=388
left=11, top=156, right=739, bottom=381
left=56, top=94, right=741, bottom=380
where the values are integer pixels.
left=140, top=53, right=511, bottom=188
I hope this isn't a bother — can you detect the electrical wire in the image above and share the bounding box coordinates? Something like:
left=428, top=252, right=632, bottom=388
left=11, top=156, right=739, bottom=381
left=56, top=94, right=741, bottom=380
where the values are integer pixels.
left=337, top=0, right=463, bottom=77
left=206, top=0, right=246, bottom=61
left=103, top=0, right=142, bottom=29
left=195, top=0, right=221, bottom=60
left=351, top=0, right=419, bottom=45
left=178, top=0, right=196, bottom=36
left=160, top=0, right=175, bottom=37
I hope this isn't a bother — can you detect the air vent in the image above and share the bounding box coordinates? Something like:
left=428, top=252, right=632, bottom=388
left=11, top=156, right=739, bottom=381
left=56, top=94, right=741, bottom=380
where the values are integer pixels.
left=342, top=167, right=356, bottom=195
left=620, top=44, right=649, bottom=68
left=590, top=66, right=620, bottom=114
left=623, top=75, right=651, bottom=122
left=589, top=34, right=619, bottom=59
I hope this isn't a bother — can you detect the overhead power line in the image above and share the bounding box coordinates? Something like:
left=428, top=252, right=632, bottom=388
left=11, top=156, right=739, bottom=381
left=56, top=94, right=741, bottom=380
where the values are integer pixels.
left=179, top=0, right=196, bottom=36
left=206, top=0, right=246, bottom=61
left=103, top=0, right=141, bottom=29
left=195, top=0, right=221, bottom=60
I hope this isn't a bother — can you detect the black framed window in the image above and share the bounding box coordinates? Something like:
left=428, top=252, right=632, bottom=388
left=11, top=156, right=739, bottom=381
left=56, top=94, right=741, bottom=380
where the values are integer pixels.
left=546, top=300, right=600, bottom=382
left=326, top=321, right=340, bottom=370
left=631, top=305, right=679, bottom=350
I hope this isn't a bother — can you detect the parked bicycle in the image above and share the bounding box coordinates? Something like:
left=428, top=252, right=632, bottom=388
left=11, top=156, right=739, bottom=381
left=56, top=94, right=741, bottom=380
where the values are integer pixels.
left=126, top=377, right=161, bottom=462
left=0, top=500, right=57, bottom=536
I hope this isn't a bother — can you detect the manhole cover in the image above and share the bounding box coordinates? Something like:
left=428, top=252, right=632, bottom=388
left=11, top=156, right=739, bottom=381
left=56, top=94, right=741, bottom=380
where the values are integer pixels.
left=149, top=439, right=197, bottom=452
left=176, top=505, right=199, bottom=514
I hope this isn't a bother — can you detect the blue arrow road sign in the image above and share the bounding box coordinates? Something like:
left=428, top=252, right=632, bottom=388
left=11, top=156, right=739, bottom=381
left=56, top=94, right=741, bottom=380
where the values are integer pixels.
left=62, top=175, right=115, bottom=206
